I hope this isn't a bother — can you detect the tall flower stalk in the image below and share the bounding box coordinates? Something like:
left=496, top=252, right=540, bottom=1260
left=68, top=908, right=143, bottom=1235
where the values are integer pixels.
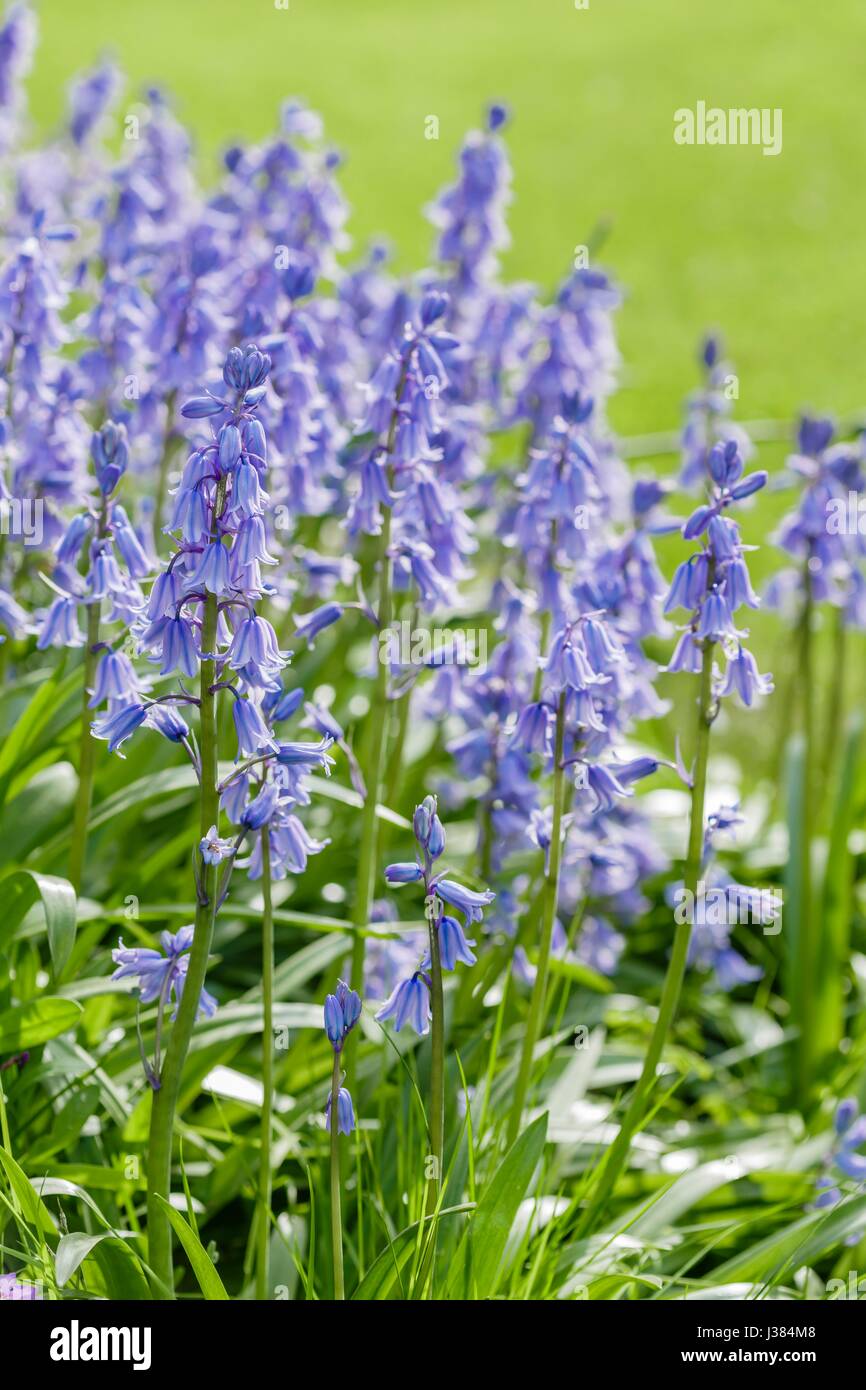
left=506, top=693, right=565, bottom=1146
left=146, top=591, right=221, bottom=1292
left=323, top=979, right=361, bottom=1300
left=68, top=488, right=107, bottom=894
left=93, top=343, right=300, bottom=1294
left=765, top=416, right=865, bottom=1101
left=377, top=795, right=493, bottom=1216
left=581, top=440, right=770, bottom=1225
left=34, top=421, right=149, bottom=891
left=345, top=291, right=461, bottom=1005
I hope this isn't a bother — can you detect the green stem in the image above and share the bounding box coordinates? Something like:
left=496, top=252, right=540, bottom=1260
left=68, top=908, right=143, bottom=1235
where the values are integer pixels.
left=579, top=638, right=715, bottom=1230
left=329, top=1051, right=345, bottom=1300
left=347, top=375, right=406, bottom=1078
left=796, top=563, right=816, bottom=1105
left=255, top=829, right=274, bottom=1300
left=348, top=508, right=392, bottom=998
left=69, top=493, right=109, bottom=894
left=146, top=590, right=220, bottom=1297
left=819, top=601, right=846, bottom=808
left=507, top=693, right=567, bottom=1147
left=425, top=907, right=445, bottom=1215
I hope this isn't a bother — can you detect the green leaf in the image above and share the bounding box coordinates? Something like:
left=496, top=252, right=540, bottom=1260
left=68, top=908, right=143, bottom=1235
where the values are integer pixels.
left=56, top=1230, right=136, bottom=1286
left=0, top=660, right=79, bottom=800
left=351, top=1206, right=470, bottom=1300
left=0, top=764, right=77, bottom=861
left=154, top=1196, right=229, bottom=1299
left=447, top=1111, right=548, bottom=1299
left=713, top=1194, right=866, bottom=1285
left=0, top=868, right=78, bottom=977
left=0, top=1147, right=58, bottom=1236
left=0, top=996, right=83, bottom=1050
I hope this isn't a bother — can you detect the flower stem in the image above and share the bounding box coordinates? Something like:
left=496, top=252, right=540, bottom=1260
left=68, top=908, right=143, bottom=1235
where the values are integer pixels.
left=347, top=381, right=404, bottom=1008
left=579, top=638, right=714, bottom=1230
left=329, top=1052, right=345, bottom=1301
left=69, top=494, right=109, bottom=893
left=146, top=590, right=220, bottom=1297
left=795, top=562, right=816, bottom=1105
left=507, top=692, right=567, bottom=1148
left=347, top=513, right=393, bottom=996
left=425, top=907, right=445, bottom=1216
left=255, top=828, right=274, bottom=1300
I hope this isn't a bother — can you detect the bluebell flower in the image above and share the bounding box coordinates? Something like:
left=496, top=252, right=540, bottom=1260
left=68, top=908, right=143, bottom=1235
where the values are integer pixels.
left=194, top=539, right=231, bottom=595
left=436, top=914, right=477, bottom=970
left=240, top=782, right=280, bottom=830
left=159, top=616, right=199, bottom=678
left=375, top=972, right=431, bottom=1035
left=90, top=421, right=129, bottom=497
left=274, top=737, right=335, bottom=772
left=147, top=705, right=190, bottom=744
left=37, top=595, right=84, bottom=649
left=0, top=1273, right=40, bottom=1300
left=92, top=701, right=148, bottom=756
left=436, top=878, right=495, bottom=923
left=232, top=697, right=277, bottom=760
left=325, top=1086, right=355, bottom=1135
left=199, top=825, right=235, bottom=867
left=88, top=650, right=142, bottom=708
left=68, top=57, right=120, bottom=147
left=384, top=861, right=424, bottom=885
left=323, top=978, right=362, bottom=1052
left=112, top=927, right=217, bottom=1019
left=720, top=645, right=774, bottom=706
left=511, top=701, right=553, bottom=755
left=293, top=601, right=343, bottom=646
left=812, top=1099, right=866, bottom=1219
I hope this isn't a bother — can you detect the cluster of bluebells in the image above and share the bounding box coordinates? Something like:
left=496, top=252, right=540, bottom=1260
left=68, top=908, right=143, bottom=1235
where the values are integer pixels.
left=680, top=335, right=753, bottom=490
left=813, top=1098, right=866, bottom=1226
left=110, top=926, right=217, bottom=1089
left=91, top=340, right=334, bottom=876
left=767, top=415, right=866, bottom=627
left=36, top=422, right=151, bottom=712
left=662, top=805, right=779, bottom=991
left=665, top=438, right=773, bottom=707
left=112, top=927, right=217, bottom=1024
left=323, top=979, right=361, bottom=1135
left=0, top=9, right=820, bottom=1215
left=374, top=796, right=494, bottom=1035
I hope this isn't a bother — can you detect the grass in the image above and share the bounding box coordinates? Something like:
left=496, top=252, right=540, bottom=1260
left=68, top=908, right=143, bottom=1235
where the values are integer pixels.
left=28, top=0, right=866, bottom=438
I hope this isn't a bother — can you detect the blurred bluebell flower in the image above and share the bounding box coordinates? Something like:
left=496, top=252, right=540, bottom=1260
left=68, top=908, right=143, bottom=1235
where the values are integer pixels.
left=0, top=1273, right=40, bottom=1300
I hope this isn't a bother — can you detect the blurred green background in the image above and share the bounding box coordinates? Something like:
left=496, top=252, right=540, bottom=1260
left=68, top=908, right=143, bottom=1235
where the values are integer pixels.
left=27, top=0, right=866, bottom=439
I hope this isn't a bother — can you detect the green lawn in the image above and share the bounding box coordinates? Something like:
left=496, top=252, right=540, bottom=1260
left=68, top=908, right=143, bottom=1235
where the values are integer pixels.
left=28, top=0, right=866, bottom=438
